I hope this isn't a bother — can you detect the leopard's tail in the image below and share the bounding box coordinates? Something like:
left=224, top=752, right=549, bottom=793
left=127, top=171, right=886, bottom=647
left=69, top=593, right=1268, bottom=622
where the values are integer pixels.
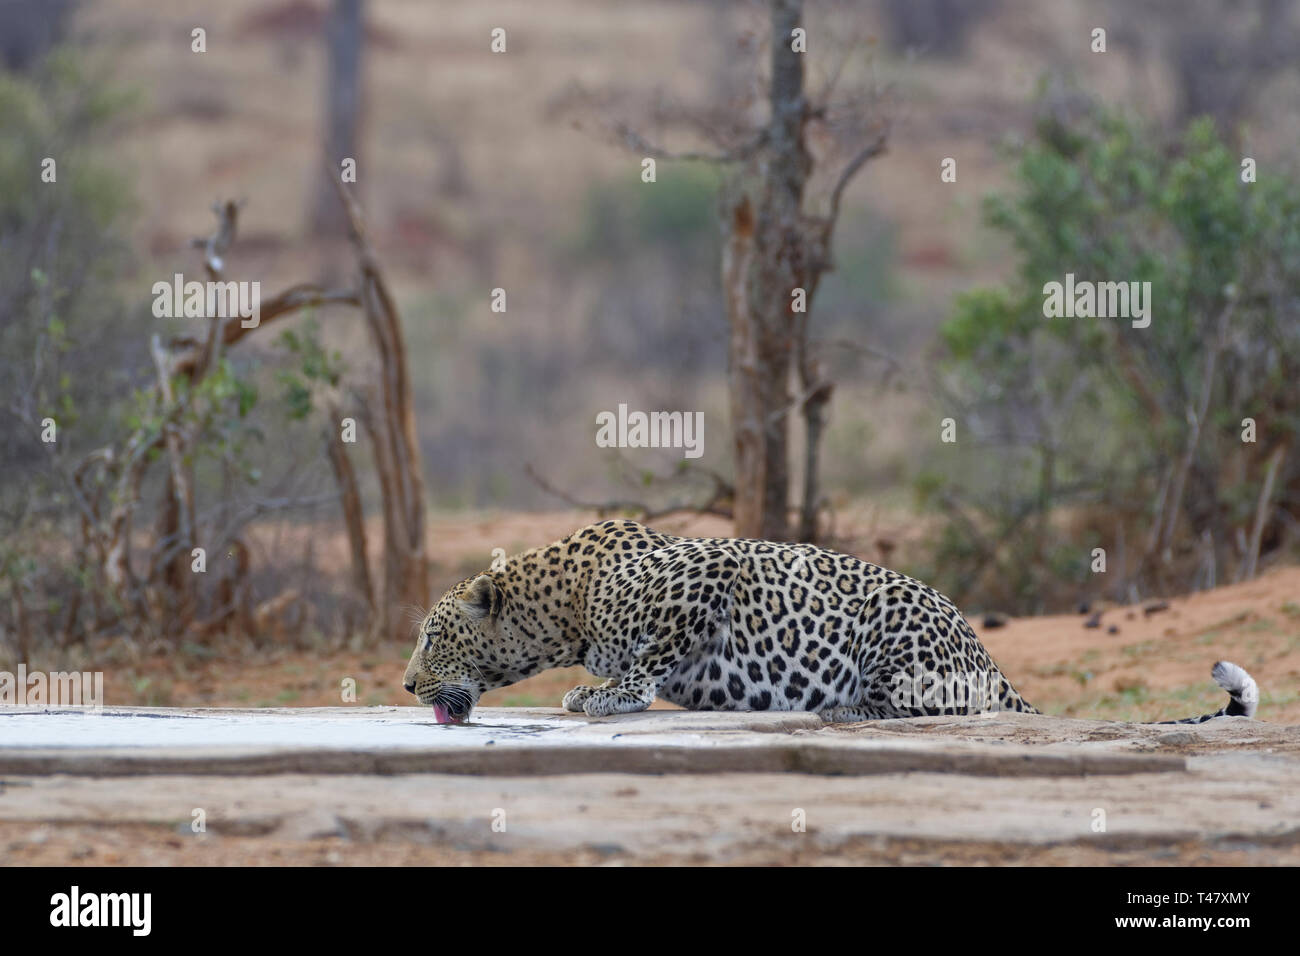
left=1157, top=660, right=1258, bottom=724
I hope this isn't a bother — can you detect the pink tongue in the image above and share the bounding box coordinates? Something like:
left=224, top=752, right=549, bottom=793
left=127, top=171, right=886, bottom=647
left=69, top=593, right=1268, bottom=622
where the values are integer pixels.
left=432, top=703, right=456, bottom=724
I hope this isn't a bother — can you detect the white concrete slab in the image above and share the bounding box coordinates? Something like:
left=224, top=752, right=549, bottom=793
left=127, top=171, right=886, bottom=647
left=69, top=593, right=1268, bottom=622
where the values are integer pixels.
left=0, top=706, right=1188, bottom=777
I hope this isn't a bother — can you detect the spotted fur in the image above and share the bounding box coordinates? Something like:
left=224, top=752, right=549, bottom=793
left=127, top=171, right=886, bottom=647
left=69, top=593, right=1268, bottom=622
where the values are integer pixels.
left=402, top=519, right=1257, bottom=724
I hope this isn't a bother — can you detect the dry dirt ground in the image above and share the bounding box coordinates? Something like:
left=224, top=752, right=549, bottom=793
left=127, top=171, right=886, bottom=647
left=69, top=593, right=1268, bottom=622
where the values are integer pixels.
left=2, top=710, right=1298, bottom=867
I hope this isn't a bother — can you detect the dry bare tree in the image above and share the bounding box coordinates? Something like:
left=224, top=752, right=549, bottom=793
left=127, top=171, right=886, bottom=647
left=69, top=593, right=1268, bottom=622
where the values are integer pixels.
left=607, top=0, right=890, bottom=541
left=69, top=184, right=427, bottom=645
left=331, top=178, right=430, bottom=638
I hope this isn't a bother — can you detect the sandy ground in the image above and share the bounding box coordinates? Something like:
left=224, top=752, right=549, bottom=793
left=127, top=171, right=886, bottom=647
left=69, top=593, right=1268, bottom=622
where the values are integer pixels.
left=6, top=824, right=1295, bottom=866
left=2, top=710, right=1297, bottom=866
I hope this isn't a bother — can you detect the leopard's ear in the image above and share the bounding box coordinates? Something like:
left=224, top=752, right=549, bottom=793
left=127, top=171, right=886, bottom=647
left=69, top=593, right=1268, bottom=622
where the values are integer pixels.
left=459, top=574, right=502, bottom=621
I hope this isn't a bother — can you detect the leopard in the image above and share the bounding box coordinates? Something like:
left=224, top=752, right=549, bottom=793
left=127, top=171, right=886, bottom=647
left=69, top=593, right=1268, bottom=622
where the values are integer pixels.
left=402, top=519, right=1259, bottom=725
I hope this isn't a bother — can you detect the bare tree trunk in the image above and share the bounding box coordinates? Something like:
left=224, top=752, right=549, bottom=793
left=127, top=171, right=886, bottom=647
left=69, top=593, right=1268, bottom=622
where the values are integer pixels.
left=150, top=335, right=199, bottom=640
left=722, top=193, right=767, bottom=539
left=313, top=0, right=365, bottom=235
left=69, top=451, right=111, bottom=635
left=792, top=226, right=836, bottom=542
left=199, top=538, right=253, bottom=638
left=608, top=0, right=885, bottom=542
left=335, top=180, right=430, bottom=637
left=796, top=379, right=832, bottom=541
left=324, top=404, right=375, bottom=621
left=11, top=575, right=31, bottom=665
left=721, top=0, right=813, bottom=542
left=718, top=0, right=887, bottom=543
left=1154, top=301, right=1233, bottom=563
left=57, top=587, right=81, bottom=649
left=1241, top=443, right=1286, bottom=581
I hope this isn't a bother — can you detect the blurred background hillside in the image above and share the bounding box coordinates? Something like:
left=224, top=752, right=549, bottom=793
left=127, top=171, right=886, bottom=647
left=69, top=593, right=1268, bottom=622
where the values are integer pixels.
left=2, top=0, right=1298, bottom=706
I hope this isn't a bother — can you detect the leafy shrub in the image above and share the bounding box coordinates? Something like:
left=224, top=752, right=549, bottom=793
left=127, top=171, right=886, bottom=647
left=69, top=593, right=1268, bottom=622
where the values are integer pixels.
left=918, top=105, right=1300, bottom=612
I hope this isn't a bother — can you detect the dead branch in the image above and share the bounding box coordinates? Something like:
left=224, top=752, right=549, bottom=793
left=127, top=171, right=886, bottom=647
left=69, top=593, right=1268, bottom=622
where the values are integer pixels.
left=168, top=284, right=361, bottom=381
left=612, top=121, right=766, bottom=164
left=828, top=128, right=888, bottom=221
left=333, top=173, right=429, bottom=638
left=325, top=399, right=375, bottom=616
left=190, top=198, right=241, bottom=278
left=524, top=463, right=733, bottom=523
left=70, top=197, right=364, bottom=643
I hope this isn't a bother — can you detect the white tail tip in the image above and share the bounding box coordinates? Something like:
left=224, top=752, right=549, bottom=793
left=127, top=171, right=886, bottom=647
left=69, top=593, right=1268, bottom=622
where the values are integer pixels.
left=1211, top=660, right=1258, bottom=718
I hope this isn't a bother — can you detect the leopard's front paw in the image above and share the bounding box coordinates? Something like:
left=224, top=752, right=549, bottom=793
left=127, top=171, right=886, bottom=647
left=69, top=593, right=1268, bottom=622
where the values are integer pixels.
left=581, top=687, right=652, bottom=717
left=562, top=685, right=597, bottom=712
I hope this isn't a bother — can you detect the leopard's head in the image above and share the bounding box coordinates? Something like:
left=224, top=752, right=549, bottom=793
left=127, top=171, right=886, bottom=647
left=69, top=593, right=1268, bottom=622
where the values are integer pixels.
left=402, top=574, right=508, bottom=724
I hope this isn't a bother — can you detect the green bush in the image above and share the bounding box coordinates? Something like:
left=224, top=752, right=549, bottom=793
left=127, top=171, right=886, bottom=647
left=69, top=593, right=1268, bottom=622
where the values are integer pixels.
left=919, top=105, right=1300, bottom=612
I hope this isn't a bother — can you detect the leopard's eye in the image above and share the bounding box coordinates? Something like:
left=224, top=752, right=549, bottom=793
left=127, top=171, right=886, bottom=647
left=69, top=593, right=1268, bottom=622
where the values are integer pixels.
left=423, top=633, right=434, bottom=652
